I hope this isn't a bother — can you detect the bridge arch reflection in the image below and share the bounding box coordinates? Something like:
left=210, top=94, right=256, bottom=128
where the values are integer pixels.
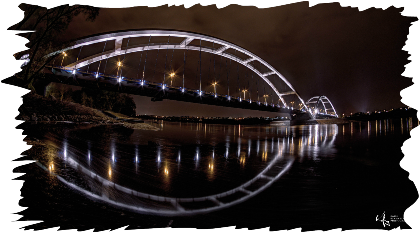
left=37, top=124, right=338, bottom=216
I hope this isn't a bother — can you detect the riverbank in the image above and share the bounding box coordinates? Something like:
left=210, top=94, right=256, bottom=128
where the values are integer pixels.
left=16, top=92, right=160, bottom=131
left=315, top=118, right=349, bottom=124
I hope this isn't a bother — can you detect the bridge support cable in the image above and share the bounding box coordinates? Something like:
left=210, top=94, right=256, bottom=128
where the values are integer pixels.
left=212, top=41, right=216, bottom=95
left=208, top=44, right=212, bottom=91
left=236, top=49, right=240, bottom=100
left=163, top=35, right=170, bottom=88
left=86, top=54, right=92, bottom=74
left=271, top=90, right=274, bottom=105
left=199, top=39, right=202, bottom=95
left=74, top=45, right=84, bottom=75
left=196, top=59, right=199, bottom=92
left=257, top=78, right=260, bottom=104
left=182, top=46, right=188, bottom=92
left=118, top=37, right=131, bottom=82
left=218, top=55, right=222, bottom=96
left=244, top=76, right=251, bottom=103
left=95, top=41, right=107, bottom=78
left=103, top=54, right=109, bottom=77
left=169, top=45, right=175, bottom=86
left=136, top=35, right=149, bottom=82
left=226, top=59, right=229, bottom=99
left=142, top=36, right=152, bottom=83
left=152, top=44, right=160, bottom=83
left=250, top=73, right=254, bottom=102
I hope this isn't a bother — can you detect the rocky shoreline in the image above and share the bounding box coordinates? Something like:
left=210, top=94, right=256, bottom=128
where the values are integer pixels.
left=17, top=113, right=119, bottom=124
left=16, top=93, right=160, bottom=131
left=17, top=112, right=160, bottom=131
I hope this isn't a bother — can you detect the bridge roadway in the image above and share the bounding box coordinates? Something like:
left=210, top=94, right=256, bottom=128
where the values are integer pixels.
left=41, top=67, right=297, bottom=114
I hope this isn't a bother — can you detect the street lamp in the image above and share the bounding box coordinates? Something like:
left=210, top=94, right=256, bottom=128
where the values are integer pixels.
left=242, top=89, right=248, bottom=99
left=117, top=61, right=122, bottom=73
left=263, top=94, right=269, bottom=104
left=60, top=52, right=67, bottom=67
left=212, top=81, right=217, bottom=95
left=117, top=61, right=122, bottom=82
left=170, top=72, right=175, bottom=86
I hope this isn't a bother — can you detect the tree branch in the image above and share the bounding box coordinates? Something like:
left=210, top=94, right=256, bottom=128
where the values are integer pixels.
left=13, top=5, right=39, bottom=30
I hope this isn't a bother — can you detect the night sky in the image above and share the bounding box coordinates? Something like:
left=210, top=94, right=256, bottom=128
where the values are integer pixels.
left=58, top=2, right=416, bottom=116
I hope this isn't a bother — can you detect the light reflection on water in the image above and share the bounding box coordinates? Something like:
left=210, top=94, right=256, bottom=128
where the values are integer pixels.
left=45, top=122, right=337, bottom=196
left=45, top=117, right=416, bottom=200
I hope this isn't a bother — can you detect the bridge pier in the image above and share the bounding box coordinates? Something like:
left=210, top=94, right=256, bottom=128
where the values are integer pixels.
left=32, top=78, right=52, bottom=97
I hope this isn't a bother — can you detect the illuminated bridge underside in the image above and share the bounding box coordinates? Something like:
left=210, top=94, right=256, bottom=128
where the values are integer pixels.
left=51, top=30, right=309, bottom=111
left=46, top=70, right=292, bottom=113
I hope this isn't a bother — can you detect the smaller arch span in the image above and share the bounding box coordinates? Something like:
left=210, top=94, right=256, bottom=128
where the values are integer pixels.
left=306, top=96, right=338, bottom=118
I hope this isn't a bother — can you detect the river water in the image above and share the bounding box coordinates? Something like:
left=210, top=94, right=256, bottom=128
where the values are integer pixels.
left=16, top=118, right=418, bottom=230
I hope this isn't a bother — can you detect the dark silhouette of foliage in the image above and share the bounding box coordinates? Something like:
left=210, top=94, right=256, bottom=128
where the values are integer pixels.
left=66, top=87, right=136, bottom=116
left=8, top=4, right=99, bottom=90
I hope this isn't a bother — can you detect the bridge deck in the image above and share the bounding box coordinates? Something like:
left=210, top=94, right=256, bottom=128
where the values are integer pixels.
left=44, top=67, right=296, bottom=113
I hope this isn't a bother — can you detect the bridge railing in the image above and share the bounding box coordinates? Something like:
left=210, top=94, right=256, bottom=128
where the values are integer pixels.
left=49, top=66, right=295, bottom=110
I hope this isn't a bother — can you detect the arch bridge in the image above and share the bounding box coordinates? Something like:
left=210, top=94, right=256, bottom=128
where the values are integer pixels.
left=41, top=29, right=316, bottom=117
left=306, top=96, right=338, bottom=118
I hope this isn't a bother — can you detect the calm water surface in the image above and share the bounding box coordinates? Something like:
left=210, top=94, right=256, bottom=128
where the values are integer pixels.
left=17, top=118, right=418, bottom=230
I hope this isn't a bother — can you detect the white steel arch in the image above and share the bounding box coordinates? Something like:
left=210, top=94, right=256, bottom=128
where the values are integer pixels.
left=306, top=96, right=338, bottom=117
left=49, top=29, right=310, bottom=112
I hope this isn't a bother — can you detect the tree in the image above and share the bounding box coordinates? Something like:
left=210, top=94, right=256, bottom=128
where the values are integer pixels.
left=8, top=4, right=99, bottom=91
left=45, top=82, right=73, bottom=101
left=120, top=94, right=136, bottom=116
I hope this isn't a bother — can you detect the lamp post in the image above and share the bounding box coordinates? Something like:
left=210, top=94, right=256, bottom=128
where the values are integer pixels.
left=170, top=72, right=175, bottom=86
left=242, top=89, right=247, bottom=99
left=117, top=61, right=122, bottom=82
left=263, top=94, right=269, bottom=104
left=212, top=82, right=217, bottom=95
left=60, top=52, right=67, bottom=67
